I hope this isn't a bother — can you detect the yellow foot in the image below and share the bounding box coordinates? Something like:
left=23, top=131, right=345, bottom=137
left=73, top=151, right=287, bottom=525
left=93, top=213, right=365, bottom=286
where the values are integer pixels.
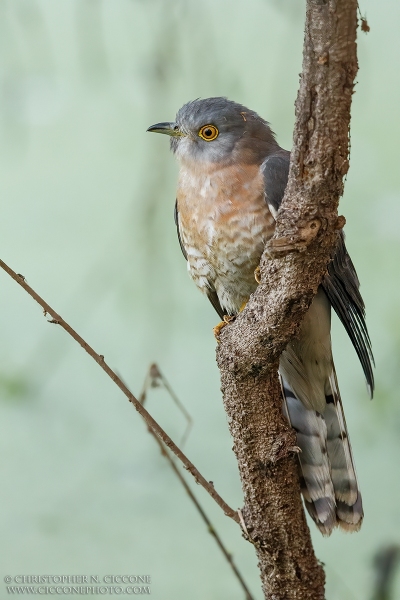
left=239, top=300, right=248, bottom=312
left=213, top=315, right=234, bottom=340
left=254, top=266, right=261, bottom=284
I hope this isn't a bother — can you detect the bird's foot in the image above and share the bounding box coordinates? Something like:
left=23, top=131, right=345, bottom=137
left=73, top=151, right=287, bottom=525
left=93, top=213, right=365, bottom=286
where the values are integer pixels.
left=239, top=300, right=248, bottom=312
left=213, top=300, right=249, bottom=340
left=254, top=266, right=261, bottom=284
left=213, top=315, right=235, bottom=340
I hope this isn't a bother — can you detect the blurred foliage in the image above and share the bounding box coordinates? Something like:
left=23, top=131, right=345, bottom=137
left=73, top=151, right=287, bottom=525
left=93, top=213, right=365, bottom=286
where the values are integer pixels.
left=0, top=371, right=30, bottom=401
left=371, top=546, right=400, bottom=600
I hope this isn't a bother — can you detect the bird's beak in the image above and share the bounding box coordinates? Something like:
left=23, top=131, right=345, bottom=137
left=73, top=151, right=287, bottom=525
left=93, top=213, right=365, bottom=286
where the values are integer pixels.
left=146, top=122, right=184, bottom=137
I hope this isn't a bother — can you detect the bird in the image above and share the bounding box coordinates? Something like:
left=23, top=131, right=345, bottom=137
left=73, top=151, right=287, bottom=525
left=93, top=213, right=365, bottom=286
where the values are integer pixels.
left=147, top=97, right=374, bottom=536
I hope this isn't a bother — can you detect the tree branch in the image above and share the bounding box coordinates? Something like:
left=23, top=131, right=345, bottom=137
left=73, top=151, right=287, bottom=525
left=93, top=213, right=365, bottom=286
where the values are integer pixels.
left=0, top=258, right=239, bottom=525
left=216, top=1, right=359, bottom=598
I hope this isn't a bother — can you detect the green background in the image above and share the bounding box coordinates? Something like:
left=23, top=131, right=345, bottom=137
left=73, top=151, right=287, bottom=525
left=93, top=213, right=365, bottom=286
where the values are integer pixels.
left=1, top=1, right=399, bottom=598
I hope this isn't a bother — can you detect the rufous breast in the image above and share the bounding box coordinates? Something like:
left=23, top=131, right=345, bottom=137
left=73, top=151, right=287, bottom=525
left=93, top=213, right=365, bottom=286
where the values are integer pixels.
left=176, top=161, right=275, bottom=314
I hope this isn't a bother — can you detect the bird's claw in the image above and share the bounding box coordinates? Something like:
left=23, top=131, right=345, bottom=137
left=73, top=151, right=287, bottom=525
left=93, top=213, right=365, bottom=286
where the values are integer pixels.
left=213, top=315, right=235, bottom=340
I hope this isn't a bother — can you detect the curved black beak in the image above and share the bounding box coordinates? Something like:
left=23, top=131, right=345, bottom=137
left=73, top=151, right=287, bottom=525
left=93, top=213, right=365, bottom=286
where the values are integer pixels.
left=146, top=122, right=183, bottom=137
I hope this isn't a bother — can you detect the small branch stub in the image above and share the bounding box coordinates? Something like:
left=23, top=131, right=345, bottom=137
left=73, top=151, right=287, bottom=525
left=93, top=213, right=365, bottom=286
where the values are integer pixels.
left=266, top=218, right=322, bottom=257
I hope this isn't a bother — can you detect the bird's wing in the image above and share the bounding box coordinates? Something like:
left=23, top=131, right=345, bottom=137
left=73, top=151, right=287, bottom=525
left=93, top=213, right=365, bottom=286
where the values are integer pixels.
left=174, top=200, right=225, bottom=320
left=321, top=234, right=374, bottom=395
left=262, top=152, right=290, bottom=218
left=261, top=153, right=374, bottom=395
left=174, top=200, right=187, bottom=261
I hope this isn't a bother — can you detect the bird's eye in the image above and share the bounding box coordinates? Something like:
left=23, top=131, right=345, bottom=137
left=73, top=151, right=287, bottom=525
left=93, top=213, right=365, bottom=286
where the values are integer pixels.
left=198, top=124, right=219, bottom=141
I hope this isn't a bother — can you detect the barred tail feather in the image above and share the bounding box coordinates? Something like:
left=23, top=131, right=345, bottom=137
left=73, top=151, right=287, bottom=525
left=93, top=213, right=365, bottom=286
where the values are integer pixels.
left=326, top=368, right=363, bottom=532
left=282, top=381, right=336, bottom=535
left=281, top=374, right=363, bottom=536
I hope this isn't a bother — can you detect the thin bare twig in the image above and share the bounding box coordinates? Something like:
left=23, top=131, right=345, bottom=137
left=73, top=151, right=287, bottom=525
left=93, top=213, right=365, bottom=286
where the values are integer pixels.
left=140, top=363, right=192, bottom=448
left=0, top=258, right=239, bottom=524
left=140, top=363, right=254, bottom=600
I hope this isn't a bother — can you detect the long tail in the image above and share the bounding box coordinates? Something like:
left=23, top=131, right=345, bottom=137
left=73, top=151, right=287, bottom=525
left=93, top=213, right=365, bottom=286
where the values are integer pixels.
left=281, top=372, right=363, bottom=536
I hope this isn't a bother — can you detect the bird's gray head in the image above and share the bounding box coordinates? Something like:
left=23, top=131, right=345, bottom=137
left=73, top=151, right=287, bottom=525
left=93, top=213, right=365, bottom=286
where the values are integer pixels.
left=147, top=97, right=278, bottom=166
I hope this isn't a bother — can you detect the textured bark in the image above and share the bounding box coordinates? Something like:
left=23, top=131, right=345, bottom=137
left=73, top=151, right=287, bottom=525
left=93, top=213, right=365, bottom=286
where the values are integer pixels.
left=216, top=2, right=358, bottom=599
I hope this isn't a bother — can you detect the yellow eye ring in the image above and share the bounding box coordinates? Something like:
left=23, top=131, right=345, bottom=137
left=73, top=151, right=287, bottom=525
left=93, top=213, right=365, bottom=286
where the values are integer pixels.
left=198, top=124, right=219, bottom=141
